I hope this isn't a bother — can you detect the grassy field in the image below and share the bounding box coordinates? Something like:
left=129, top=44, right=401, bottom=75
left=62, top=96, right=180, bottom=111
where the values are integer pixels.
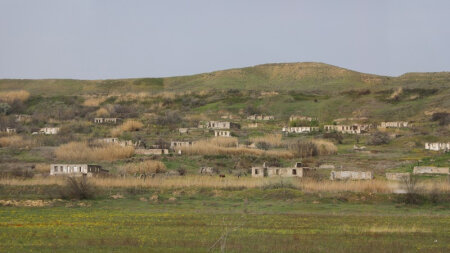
left=1, top=188, right=450, bottom=253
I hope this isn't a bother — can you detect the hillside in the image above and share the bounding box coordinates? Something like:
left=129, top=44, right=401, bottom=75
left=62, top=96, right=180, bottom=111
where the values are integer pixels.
left=0, top=62, right=391, bottom=96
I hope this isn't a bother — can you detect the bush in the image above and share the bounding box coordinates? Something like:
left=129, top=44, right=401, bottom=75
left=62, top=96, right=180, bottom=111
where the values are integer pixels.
left=367, top=132, right=390, bottom=145
left=60, top=177, right=96, bottom=200
left=289, top=139, right=337, bottom=158
left=323, top=132, right=343, bottom=144
left=431, top=112, right=450, bottom=126
left=111, top=120, right=143, bottom=137
left=155, top=111, right=182, bottom=127
left=121, top=160, right=166, bottom=175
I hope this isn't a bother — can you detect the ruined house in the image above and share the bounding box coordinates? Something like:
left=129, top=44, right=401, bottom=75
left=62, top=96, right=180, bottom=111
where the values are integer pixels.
left=413, top=166, right=449, bottom=175
left=15, top=114, right=31, bottom=122
left=251, top=162, right=315, bottom=178
left=94, top=118, right=120, bottom=124
left=247, top=123, right=258, bottom=128
left=289, top=115, right=317, bottom=122
left=425, top=142, right=450, bottom=152
left=178, top=128, right=189, bottom=134
left=198, top=167, right=218, bottom=175
left=50, top=164, right=108, bottom=177
left=214, top=130, right=231, bottom=137
left=282, top=126, right=319, bottom=134
left=385, top=172, right=410, bottom=181
left=170, top=141, right=195, bottom=149
left=330, top=171, right=373, bottom=180
left=97, top=138, right=135, bottom=147
left=39, top=127, right=60, bottom=135
left=221, top=114, right=234, bottom=119
left=379, top=121, right=409, bottom=128
left=324, top=124, right=371, bottom=134
left=247, top=115, right=274, bottom=121
left=205, top=121, right=240, bottom=129
left=5, top=127, right=16, bottom=134
left=135, top=148, right=169, bottom=155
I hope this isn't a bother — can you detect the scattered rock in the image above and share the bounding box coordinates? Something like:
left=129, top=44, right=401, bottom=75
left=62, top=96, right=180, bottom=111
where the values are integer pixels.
left=111, top=194, right=124, bottom=199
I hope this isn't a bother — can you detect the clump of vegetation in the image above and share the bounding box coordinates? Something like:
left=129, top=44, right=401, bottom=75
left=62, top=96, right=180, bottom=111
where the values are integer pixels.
left=208, top=137, right=238, bottom=147
left=431, top=112, right=450, bottom=126
left=55, top=142, right=134, bottom=162
left=289, top=139, right=337, bottom=158
left=323, top=132, right=343, bottom=144
left=59, top=177, right=96, bottom=200
left=0, top=90, right=30, bottom=103
left=0, top=135, right=34, bottom=148
left=367, top=131, right=390, bottom=145
left=250, top=134, right=285, bottom=148
left=155, top=111, right=182, bottom=127
left=111, top=119, right=143, bottom=137
left=121, top=160, right=166, bottom=175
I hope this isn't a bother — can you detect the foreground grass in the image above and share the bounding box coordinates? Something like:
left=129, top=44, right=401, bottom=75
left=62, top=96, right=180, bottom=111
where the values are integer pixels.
left=1, top=188, right=450, bottom=252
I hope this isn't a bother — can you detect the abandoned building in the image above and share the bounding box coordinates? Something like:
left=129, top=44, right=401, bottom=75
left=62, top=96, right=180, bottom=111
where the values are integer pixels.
left=205, top=121, right=240, bottom=129
left=97, top=138, right=135, bottom=147
left=318, top=164, right=335, bottom=169
left=413, top=166, right=449, bottom=175
left=324, top=124, right=371, bottom=134
left=178, top=128, right=189, bottom=134
left=170, top=141, right=195, bottom=149
left=5, top=127, right=16, bottom=134
left=251, top=162, right=315, bottom=178
left=385, top=172, right=410, bottom=181
left=289, top=115, right=317, bottom=122
left=282, top=126, right=319, bottom=134
left=50, top=164, right=108, bottom=177
left=247, top=123, right=258, bottom=128
left=425, top=142, right=450, bottom=152
left=15, top=114, right=31, bottom=122
left=135, top=148, right=169, bottom=155
left=94, top=118, right=120, bottom=124
left=379, top=121, right=409, bottom=128
left=199, top=167, right=218, bottom=175
left=330, top=171, right=373, bottom=180
left=39, top=127, right=60, bottom=135
left=221, top=114, right=234, bottom=119
left=214, top=130, right=231, bottom=137
left=247, top=115, right=274, bottom=121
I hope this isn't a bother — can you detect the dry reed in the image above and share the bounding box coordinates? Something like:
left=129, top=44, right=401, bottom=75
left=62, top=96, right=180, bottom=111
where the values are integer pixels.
left=120, top=160, right=166, bottom=175
left=0, top=90, right=30, bottom=103
left=111, top=120, right=144, bottom=137
left=54, top=142, right=134, bottom=162
left=1, top=177, right=448, bottom=194
left=0, top=135, right=34, bottom=148
left=250, top=134, right=284, bottom=148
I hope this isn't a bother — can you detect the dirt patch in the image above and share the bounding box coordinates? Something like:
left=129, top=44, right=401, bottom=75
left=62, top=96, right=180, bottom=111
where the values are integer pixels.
left=0, top=199, right=56, bottom=207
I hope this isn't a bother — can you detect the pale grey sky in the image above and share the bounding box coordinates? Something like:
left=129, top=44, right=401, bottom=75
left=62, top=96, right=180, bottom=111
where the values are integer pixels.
left=0, top=0, right=449, bottom=79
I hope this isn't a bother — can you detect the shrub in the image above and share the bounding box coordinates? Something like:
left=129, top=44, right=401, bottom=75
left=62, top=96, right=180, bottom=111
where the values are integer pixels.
left=155, top=111, right=182, bottom=126
left=0, top=103, right=11, bottom=115
left=431, top=112, right=450, bottom=126
left=55, top=142, right=134, bottom=162
left=289, top=139, right=337, bottom=158
left=60, top=177, right=96, bottom=200
left=367, top=131, right=390, bottom=145
left=323, top=132, right=343, bottom=144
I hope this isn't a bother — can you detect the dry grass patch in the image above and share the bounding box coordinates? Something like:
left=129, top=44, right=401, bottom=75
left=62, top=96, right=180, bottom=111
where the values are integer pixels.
left=54, top=142, right=134, bottom=162
left=289, top=139, right=337, bottom=157
left=178, top=139, right=293, bottom=158
left=250, top=134, right=284, bottom=148
left=83, top=97, right=107, bottom=107
left=111, top=120, right=144, bottom=137
left=120, top=160, right=166, bottom=175
left=0, top=135, right=34, bottom=148
left=0, top=90, right=30, bottom=103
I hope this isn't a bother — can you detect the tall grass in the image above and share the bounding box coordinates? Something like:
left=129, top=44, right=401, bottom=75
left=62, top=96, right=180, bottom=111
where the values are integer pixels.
left=120, top=160, right=166, bottom=175
left=0, top=135, right=34, bottom=148
left=1, top=177, right=449, bottom=194
left=0, top=90, right=30, bottom=103
left=289, top=139, right=337, bottom=157
left=177, top=138, right=293, bottom=158
left=54, top=142, right=134, bottom=162
left=250, top=134, right=285, bottom=148
left=83, top=97, right=107, bottom=107
left=111, top=120, right=144, bottom=137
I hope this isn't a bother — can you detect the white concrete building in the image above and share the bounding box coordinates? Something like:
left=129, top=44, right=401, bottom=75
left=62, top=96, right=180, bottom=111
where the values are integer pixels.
left=39, top=127, right=60, bottom=135
left=282, top=126, right=319, bottom=134
left=50, top=164, right=108, bottom=177
left=425, top=142, right=450, bottom=152
left=330, top=171, right=373, bottom=180
left=214, top=130, right=231, bottom=137
left=252, top=162, right=315, bottom=178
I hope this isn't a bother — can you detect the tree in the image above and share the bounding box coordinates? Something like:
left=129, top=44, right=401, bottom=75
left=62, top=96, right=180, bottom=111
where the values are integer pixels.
left=0, top=103, right=11, bottom=115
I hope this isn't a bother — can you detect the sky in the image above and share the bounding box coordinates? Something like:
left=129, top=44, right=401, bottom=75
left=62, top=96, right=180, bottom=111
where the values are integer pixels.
left=0, top=0, right=449, bottom=79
